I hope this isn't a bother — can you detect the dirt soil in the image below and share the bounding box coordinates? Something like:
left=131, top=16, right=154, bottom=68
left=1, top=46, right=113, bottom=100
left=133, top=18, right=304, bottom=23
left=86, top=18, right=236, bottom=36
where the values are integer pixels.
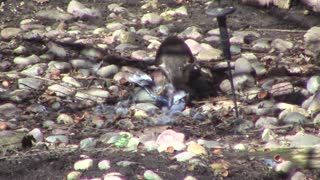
left=1, top=0, right=320, bottom=180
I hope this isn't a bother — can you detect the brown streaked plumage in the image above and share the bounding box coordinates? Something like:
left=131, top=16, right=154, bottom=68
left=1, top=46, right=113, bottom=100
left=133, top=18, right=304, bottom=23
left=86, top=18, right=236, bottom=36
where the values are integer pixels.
left=155, top=36, right=197, bottom=91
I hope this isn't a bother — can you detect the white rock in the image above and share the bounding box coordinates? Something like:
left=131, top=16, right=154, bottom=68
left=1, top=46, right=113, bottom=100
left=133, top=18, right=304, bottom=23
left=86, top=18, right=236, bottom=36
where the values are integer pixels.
left=141, top=13, right=162, bottom=25
left=144, top=170, right=163, bottom=180
left=67, top=171, right=82, bottom=180
left=306, top=75, right=320, bottom=94
left=48, top=84, right=75, bottom=97
left=57, top=113, right=74, bottom=124
left=75, top=89, right=110, bottom=102
left=67, top=0, right=101, bottom=18
left=28, top=128, right=43, bottom=142
left=174, top=151, right=197, bottom=162
left=275, top=161, right=294, bottom=174
left=46, top=135, right=69, bottom=144
left=106, top=22, right=125, bottom=31
left=62, top=76, right=81, bottom=88
left=184, top=175, right=197, bottom=180
left=174, top=6, right=188, bottom=16
left=108, top=4, right=127, bottom=13
left=233, top=143, right=247, bottom=151
left=185, top=39, right=201, bottom=55
left=74, top=159, right=93, bottom=171
left=98, top=160, right=111, bottom=170
left=103, top=172, right=123, bottom=180
left=271, top=38, right=293, bottom=52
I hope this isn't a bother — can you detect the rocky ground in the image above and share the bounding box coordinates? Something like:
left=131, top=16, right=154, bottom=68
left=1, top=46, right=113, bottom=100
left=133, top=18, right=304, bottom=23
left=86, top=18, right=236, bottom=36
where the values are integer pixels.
left=1, top=0, right=320, bottom=179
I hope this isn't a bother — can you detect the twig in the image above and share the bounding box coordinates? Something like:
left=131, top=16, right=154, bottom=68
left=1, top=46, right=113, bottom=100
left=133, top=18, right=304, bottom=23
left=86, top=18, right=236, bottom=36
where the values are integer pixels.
left=256, top=28, right=307, bottom=33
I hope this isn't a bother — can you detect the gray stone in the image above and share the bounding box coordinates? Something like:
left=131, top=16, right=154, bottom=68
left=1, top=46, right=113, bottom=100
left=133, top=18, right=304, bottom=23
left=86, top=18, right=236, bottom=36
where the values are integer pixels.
left=282, top=112, right=307, bottom=125
left=133, top=88, right=154, bottom=103
left=115, top=44, right=139, bottom=50
left=80, top=137, right=97, bottom=150
left=0, top=103, right=22, bottom=118
left=255, top=116, right=278, bottom=128
left=70, top=59, right=94, bottom=69
left=271, top=38, right=293, bottom=52
left=174, top=6, right=188, bottom=16
left=230, top=45, right=241, bottom=55
left=13, top=55, right=41, bottom=66
left=131, top=50, right=148, bottom=60
left=43, top=120, right=55, bottom=129
left=62, top=76, right=81, bottom=88
left=1, top=27, right=22, bottom=40
left=106, top=22, right=125, bottom=31
left=179, top=26, right=202, bottom=39
left=18, top=78, right=44, bottom=90
left=21, top=63, right=47, bottom=76
left=36, top=9, right=74, bottom=21
left=231, top=31, right=261, bottom=44
left=304, top=26, right=320, bottom=57
left=48, top=84, right=75, bottom=97
left=255, top=100, right=275, bottom=116
left=132, top=103, right=159, bottom=114
left=80, top=48, right=103, bottom=61
left=13, top=46, right=27, bottom=55
left=196, top=48, right=222, bottom=61
left=75, top=89, right=110, bottom=102
left=234, top=57, right=254, bottom=74
left=97, top=64, right=119, bottom=78
left=233, top=74, right=256, bottom=91
left=116, top=161, right=137, bottom=167
left=9, top=89, right=32, bottom=102
left=46, top=135, right=69, bottom=144
left=252, top=39, right=271, bottom=52
left=158, top=25, right=169, bottom=35
left=47, top=42, right=67, bottom=58
left=48, top=61, right=72, bottom=73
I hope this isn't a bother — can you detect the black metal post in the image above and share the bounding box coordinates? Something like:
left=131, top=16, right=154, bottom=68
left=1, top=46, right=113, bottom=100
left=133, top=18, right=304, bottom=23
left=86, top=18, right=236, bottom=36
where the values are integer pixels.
left=206, top=6, right=239, bottom=119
